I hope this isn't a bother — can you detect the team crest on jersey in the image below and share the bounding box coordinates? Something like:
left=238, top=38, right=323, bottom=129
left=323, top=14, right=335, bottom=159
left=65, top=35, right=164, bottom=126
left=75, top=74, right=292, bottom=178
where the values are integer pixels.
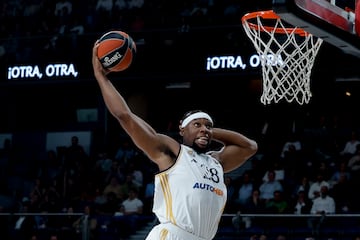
left=187, top=149, right=194, bottom=155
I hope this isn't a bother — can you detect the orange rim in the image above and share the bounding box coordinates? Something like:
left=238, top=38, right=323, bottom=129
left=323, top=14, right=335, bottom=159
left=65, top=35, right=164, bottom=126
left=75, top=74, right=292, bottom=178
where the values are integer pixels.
left=241, top=10, right=310, bottom=36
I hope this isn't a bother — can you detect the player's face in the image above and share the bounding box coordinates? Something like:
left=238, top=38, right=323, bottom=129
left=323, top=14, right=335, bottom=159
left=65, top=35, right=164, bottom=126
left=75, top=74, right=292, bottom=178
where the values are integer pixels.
left=181, top=118, right=213, bottom=153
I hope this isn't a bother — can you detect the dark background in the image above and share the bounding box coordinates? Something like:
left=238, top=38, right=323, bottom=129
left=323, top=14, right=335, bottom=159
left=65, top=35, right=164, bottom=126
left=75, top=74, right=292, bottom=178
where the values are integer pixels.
left=0, top=0, right=359, bottom=149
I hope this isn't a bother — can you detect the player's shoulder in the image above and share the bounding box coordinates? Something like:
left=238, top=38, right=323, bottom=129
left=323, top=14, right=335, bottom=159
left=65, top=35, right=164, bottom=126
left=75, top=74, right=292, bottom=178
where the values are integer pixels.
left=207, top=147, right=224, bottom=160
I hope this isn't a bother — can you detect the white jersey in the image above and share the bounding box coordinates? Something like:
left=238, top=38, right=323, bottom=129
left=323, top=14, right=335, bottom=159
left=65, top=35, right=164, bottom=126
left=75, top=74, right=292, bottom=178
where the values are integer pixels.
left=146, top=144, right=227, bottom=240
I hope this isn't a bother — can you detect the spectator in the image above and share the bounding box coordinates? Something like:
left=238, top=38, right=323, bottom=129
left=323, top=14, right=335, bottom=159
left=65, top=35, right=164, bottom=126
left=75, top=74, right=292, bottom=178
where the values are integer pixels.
left=260, top=234, right=268, bottom=240
left=94, top=7, right=113, bottom=31
left=234, top=172, right=254, bottom=210
left=259, top=170, right=283, bottom=203
left=316, top=161, right=333, bottom=182
left=54, top=0, right=72, bottom=16
left=264, top=190, right=289, bottom=214
left=103, top=176, right=124, bottom=201
left=104, top=160, right=126, bottom=185
left=114, top=0, right=128, bottom=11
left=114, top=140, right=137, bottom=167
left=30, top=233, right=38, bottom=240
left=49, top=233, right=59, bottom=240
left=328, top=161, right=351, bottom=188
left=10, top=203, right=37, bottom=240
left=127, top=161, right=144, bottom=188
left=246, top=158, right=267, bottom=189
left=28, top=178, right=46, bottom=203
left=330, top=173, right=352, bottom=213
left=93, top=187, right=107, bottom=206
left=276, top=234, right=287, bottom=240
left=121, top=188, right=143, bottom=216
left=308, top=172, right=330, bottom=201
left=340, top=130, right=360, bottom=158
left=347, top=144, right=360, bottom=184
left=307, top=185, right=336, bottom=237
left=72, top=205, right=98, bottom=240
left=289, top=190, right=312, bottom=229
left=292, top=175, right=311, bottom=200
left=95, top=0, right=113, bottom=12
left=40, top=150, right=61, bottom=182
left=291, top=190, right=312, bottom=215
left=119, top=187, right=144, bottom=237
left=143, top=177, right=155, bottom=215
left=224, top=176, right=236, bottom=212
left=262, top=161, right=285, bottom=183
left=95, top=152, right=113, bottom=182
left=69, top=16, right=84, bottom=35
left=120, top=174, right=139, bottom=199
left=232, top=189, right=265, bottom=230
left=63, top=175, right=80, bottom=207
left=64, top=135, right=88, bottom=172
left=280, top=132, right=302, bottom=159
left=128, top=0, right=144, bottom=9
left=38, top=188, right=63, bottom=230
left=243, top=189, right=266, bottom=214
left=59, top=206, right=78, bottom=240
left=97, top=191, right=120, bottom=217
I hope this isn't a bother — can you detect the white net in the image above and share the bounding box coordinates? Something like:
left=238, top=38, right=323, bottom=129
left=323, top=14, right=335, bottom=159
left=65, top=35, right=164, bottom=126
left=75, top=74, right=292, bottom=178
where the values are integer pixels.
left=242, top=10, right=323, bottom=105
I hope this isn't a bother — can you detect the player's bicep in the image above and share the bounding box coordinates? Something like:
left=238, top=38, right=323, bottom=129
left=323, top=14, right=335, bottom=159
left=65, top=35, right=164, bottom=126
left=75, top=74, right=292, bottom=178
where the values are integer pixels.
left=120, top=114, right=160, bottom=150
left=143, top=134, right=180, bottom=169
left=218, top=145, right=253, bottom=173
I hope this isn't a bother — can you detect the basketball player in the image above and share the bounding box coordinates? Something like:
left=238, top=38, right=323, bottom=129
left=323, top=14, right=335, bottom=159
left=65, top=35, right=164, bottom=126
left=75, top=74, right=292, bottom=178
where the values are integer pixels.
left=92, top=41, right=258, bottom=240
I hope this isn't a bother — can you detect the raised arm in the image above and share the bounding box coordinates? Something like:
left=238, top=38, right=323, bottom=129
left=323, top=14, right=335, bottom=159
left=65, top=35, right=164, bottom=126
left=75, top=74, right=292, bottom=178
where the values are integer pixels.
left=211, top=128, right=258, bottom=173
left=92, top=41, right=179, bottom=169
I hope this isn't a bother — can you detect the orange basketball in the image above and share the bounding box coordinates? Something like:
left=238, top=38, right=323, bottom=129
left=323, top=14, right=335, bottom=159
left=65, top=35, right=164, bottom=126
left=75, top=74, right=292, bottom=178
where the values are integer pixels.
left=97, top=30, right=136, bottom=72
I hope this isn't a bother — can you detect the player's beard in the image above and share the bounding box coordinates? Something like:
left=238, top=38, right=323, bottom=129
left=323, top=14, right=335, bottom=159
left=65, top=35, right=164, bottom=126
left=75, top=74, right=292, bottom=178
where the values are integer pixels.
left=191, top=141, right=210, bottom=154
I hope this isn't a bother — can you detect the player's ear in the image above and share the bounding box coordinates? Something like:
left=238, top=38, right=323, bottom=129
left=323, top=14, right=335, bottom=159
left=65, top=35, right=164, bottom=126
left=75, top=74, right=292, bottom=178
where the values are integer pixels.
left=179, top=126, right=184, bottom=136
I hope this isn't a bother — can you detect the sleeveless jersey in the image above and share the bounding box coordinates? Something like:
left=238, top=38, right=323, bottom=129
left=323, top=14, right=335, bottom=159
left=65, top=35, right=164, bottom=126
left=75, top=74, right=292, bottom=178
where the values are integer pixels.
left=146, top=144, right=227, bottom=240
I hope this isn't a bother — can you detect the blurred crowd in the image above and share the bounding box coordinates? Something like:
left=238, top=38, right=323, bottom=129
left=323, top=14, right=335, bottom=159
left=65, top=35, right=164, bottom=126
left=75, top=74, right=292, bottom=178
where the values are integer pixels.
left=0, top=112, right=360, bottom=239
left=0, top=0, right=272, bottom=65
left=0, top=135, right=157, bottom=240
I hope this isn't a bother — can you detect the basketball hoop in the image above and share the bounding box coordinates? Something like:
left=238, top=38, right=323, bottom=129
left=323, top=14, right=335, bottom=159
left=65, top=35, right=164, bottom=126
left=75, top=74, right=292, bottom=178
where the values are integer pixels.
left=242, top=10, right=323, bottom=105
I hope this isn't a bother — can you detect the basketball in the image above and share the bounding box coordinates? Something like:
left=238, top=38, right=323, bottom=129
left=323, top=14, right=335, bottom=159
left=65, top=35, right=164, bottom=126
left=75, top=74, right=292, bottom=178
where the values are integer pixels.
left=97, top=30, right=136, bottom=72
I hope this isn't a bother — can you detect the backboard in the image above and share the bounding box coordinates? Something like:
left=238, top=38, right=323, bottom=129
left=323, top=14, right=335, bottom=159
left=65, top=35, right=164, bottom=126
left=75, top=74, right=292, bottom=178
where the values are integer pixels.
left=273, top=0, right=360, bottom=57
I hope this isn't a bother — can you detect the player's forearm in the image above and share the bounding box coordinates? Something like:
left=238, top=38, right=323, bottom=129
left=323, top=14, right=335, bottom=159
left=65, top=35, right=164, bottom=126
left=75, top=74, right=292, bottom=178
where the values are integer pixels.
left=212, top=128, right=258, bottom=150
left=96, top=74, right=132, bottom=120
left=96, top=74, right=159, bottom=153
left=213, top=128, right=258, bottom=173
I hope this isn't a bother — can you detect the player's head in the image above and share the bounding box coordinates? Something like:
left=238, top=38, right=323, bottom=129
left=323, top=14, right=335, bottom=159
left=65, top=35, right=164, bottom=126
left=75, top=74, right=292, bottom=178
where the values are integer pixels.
left=179, top=110, right=214, bottom=153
